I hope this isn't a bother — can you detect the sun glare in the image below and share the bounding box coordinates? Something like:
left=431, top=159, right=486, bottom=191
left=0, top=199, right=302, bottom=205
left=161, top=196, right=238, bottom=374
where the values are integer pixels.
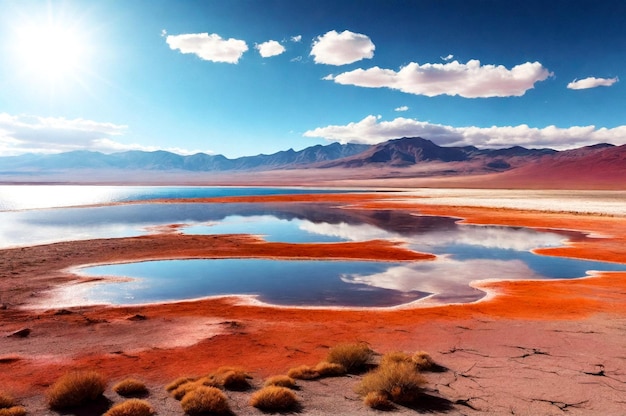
left=14, top=22, right=87, bottom=84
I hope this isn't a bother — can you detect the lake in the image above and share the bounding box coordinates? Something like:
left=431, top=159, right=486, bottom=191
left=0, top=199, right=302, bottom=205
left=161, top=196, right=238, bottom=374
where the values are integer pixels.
left=3, top=185, right=625, bottom=307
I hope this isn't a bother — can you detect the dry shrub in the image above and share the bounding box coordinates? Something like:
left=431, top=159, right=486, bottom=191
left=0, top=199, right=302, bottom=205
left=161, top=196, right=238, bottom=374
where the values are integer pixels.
left=412, top=351, right=436, bottom=371
left=180, top=386, right=229, bottom=415
left=171, top=381, right=199, bottom=401
left=103, top=399, right=154, bottom=416
left=313, top=361, right=347, bottom=377
left=212, top=366, right=251, bottom=390
left=0, top=392, right=15, bottom=409
left=0, top=406, right=27, bottom=416
left=264, top=375, right=296, bottom=389
left=250, top=386, right=298, bottom=412
left=195, top=376, right=221, bottom=389
left=46, top=370, right=107, bottom=409
left=326, top=343, right=373, bottom=373
left=113, top=378, right=148, bottom=397
left=380, top=351, right=413, bottom=367
left=287, top=365, right=319, bottom=380
left=356, top=361, right=426, bottom=405
left=363, top=391, right=393, bottom=410
left=165, top=377, right=196, bottom=393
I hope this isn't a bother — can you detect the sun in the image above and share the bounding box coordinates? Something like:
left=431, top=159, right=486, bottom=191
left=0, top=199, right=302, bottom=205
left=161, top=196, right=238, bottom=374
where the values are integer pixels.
left=14, top=22, right=88, bottom=85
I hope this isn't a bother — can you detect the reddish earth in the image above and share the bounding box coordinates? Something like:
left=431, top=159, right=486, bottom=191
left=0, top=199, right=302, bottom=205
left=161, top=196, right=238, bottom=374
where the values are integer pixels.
left=1, top=193, right=625, bottom=414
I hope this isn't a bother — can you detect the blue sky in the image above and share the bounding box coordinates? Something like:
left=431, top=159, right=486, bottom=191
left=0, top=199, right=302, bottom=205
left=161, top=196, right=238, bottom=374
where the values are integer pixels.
left=0, top=0, right=624, bottom=158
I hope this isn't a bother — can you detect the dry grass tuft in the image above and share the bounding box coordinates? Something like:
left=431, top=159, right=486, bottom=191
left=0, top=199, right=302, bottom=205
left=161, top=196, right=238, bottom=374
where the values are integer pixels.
left=326, top=342, right=373, bottom=373
left=180, top=386, right=230, bottom=415
left=363, top=391, right=394, bottom=410
left=171, top=381, right=199, bottom=401
left=0, top=406, right=27, bottom=416
left=250, top=386, right=299, bottom=412
left=380, top=351, right=413, bottom=367
left=113, top=378, right=148, bottom=397
left=165, top=377, right=196, bottom=393
left=264, top=375, right=297, bottom=389
left=103, top=399, right=154, bottom=416
left=212, top=366, right=251, bottom=390
left=313, top=361, right=347, bottom=377
left=46, top=370, right=107, bottom=409
left=357, top=361, right=427, bottom=405
left=412, top=351, right=436, bottom=371
left=287, top=365, right=319, bottom=380
left=0, top=392, right=15, bottom=409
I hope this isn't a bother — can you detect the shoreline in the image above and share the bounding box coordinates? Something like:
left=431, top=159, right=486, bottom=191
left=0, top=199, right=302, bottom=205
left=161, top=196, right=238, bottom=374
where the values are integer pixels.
left=1, top=191, right=626, bottom=414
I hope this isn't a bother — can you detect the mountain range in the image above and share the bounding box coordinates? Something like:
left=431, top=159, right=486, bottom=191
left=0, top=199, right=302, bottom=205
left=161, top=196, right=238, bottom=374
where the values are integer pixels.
left=1, top=137, right=624, bottom=188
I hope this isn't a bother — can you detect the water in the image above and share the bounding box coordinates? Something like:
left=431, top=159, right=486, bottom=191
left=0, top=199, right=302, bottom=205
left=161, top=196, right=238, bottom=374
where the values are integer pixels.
left=3, top=185, right=624, bottom=307
left=0, top=185, right=355, bottom=211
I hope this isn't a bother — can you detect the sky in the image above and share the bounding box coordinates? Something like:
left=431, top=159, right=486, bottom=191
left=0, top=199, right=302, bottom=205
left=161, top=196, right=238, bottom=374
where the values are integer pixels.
left=0, top=0, right=625, bottom=158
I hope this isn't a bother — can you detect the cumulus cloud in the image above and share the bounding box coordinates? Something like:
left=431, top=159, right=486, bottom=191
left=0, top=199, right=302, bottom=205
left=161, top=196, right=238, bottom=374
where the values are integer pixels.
left=567, top=76, right=619, bottom=90
left=325, top=59, right=552, bottom=97
left=291, top=35, right=302, bottom=42
left=0, top=113, right=207, bottom=156
left=166, top=32, right=248, bottom=63
left=303, top=115, right=626, bottom=149
left=255, top=40, right=286, bottom=58
left=394, top=106, right=409, bottom=112
left=441, top=54, right=454, bottom=61
left=310, top=30, right=375, bottom=65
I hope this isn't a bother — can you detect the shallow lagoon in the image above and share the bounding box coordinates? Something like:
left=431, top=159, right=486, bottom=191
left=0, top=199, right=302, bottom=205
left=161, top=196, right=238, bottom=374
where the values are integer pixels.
left=4, top=185, right=625, bottom=307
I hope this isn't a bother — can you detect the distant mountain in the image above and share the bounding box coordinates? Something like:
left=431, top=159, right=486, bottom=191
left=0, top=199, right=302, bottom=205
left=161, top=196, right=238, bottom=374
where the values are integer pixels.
left=1, top=138, right=624, bottom=190
left=0, top=142, right=369, bottom=172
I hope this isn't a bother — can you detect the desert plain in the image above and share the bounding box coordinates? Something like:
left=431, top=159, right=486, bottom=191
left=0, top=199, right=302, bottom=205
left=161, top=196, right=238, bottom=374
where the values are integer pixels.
left=1, top=188, right=625, bottom=415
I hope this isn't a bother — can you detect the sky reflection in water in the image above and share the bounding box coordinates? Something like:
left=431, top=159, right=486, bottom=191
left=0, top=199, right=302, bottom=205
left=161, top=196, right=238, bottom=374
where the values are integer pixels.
left=44, top=202, right=626, bottom=307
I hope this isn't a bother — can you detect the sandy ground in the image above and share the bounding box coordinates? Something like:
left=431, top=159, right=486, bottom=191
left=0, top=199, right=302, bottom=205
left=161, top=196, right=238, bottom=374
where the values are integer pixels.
left=1, top=191, right=626, bottom=415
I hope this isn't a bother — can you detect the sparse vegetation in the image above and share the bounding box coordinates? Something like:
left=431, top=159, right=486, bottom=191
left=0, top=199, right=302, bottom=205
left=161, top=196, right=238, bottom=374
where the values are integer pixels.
left=165, top=377, right=196, bottom=393
left=250, top=386, right=299, bottom=412
left=113, top=378, right=148, bottom=397
left=313, top=361, right=347, bottom=377
left=103, top=399, right=154, bottom=416
left=357, top=360, right=427, bottom=406
left=0, top=406, right=27, bottom=416
left=326, top=342, right=373, bottom=373
left=211, top=366, right=251, bottom=390
left=180, top=386, right=230, bottom=415
left=363, top=391, right=393, bottom=410
left=46, top=370, right=107, bottom=409
left=0, top=392, right=15, bottom=409
left=171, top=381, right=200, bottom=401
left=287, top=364, right=319, bottom=380
left=264, top=375, right=297, bottom=389
left=412, top=351, right=436, bottom=371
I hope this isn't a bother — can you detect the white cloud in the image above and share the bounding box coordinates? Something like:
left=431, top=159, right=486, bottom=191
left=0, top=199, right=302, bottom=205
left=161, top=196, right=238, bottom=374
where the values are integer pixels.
left=166, top=33, right=248, bottom=64
left=310, top=30, right=375, bottom=65
left=291, top=35, right=302, bottom=42
left=303, top=115, right=626, bottom=149
left=0, top=113, right=209, bottom=156
left=255, top=40, right=286, bottom=58
left=325, top=60, right=552, bottom=98
left=567, top=76, right=619, bottom=90
left=394, top=106, right=409, bottom=112
left=441, top=54, right=454, bottom=61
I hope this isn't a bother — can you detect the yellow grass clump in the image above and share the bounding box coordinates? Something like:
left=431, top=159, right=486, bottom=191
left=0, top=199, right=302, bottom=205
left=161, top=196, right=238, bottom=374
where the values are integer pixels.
left=363, top=391, right=394, bottom=410
left=412, top=351, right=437, bottom=371
left=103, top=399, right=154, bottom=416
left=171, top=381, right=200, bottom=401
left=326, top=342, right=373, bottom=373
left=264, top=375, right=297, bottom=389
left=180, top=386, right=230, bottom=415
left=46, top=370, right=107, bottom=409
left=0, top=392, right=15, bottom=409
left=250, top=386, right=299, bottom=412
left=357, top=361, right=427, bottom=406
left=165, top=377, right=196, bottom=393
left=313, top=361, right=347, bottom=377
left=113, top=378, right=148, bottom=397
left=0, top=406, right=27, bottom=416
left=287, top=365, right=319, bottom=380
left=211, top=366, right=251, bottom=390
